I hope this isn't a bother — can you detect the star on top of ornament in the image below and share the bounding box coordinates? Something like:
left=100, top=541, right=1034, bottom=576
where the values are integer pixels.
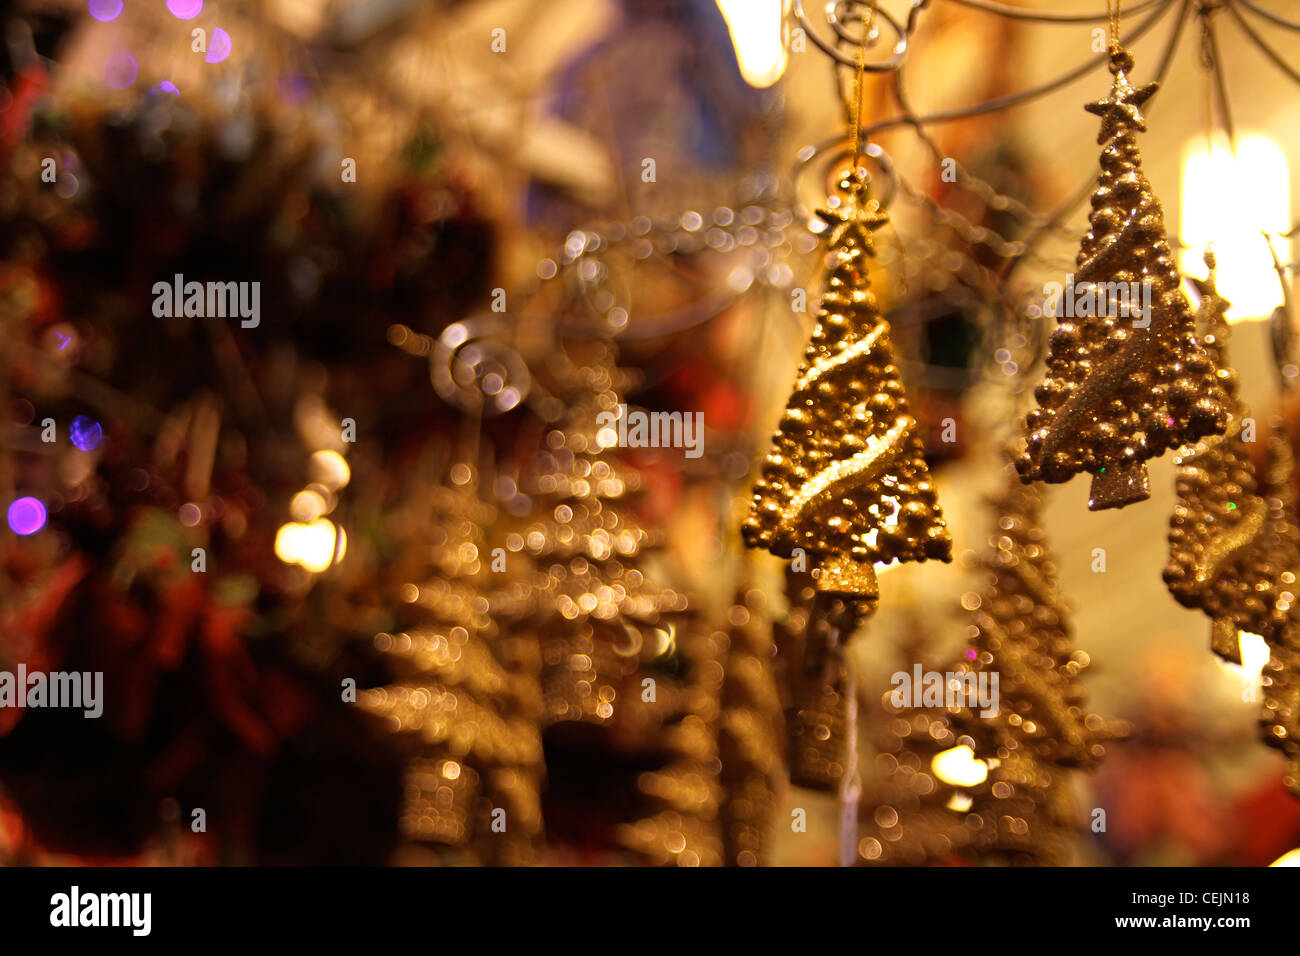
left=1190, top=249, right=1231, bottom=338
left=1084, top=47, right=1157, bottom=144
left=816, top=166, right=889, bottom=249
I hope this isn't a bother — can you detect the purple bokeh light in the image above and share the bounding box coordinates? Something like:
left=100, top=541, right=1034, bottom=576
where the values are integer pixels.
left=88, top=0, right=123, bottom=21
left=153, top=80, right=181, bottom=96
left=7, top=497, right=47, bottom=536
left=104, top=51, right=138, bottom=90
left=205, top=27, right=232, bottom=64
left=70, top=415, right=104, bottom=451
left=166, top=0, right=203, bottom=19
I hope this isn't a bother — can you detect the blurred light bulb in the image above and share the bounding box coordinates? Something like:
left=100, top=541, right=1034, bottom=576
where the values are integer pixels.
left=1181, top=135, right=1290, bottom=321
left=275, top=518, right=344, bottom=573
left=932, top=744, right=989, bottom=787
left=716, top=0, right=787, bottom=88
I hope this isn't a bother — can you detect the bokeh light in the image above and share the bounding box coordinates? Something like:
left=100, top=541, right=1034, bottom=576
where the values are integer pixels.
left=69, top=415, right=104, bottom=451
left=88, top=0, right=123, bottom=22
left=104, top=51, right=138, bottom=90
left=206, top=27, right=232, bottom=64
left=931, top=745, right=989, bottom=788
left=308, top=450, right=350, bottom=490
left=166, top=0, right=203, bottom=19
left=7, top=497, right=47, bottom=536
left=275, top=518, right=346, bottom=573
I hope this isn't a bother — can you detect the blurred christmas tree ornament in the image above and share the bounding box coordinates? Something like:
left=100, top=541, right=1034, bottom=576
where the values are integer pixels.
left=858, top=472, right=1124, bottom=864
left=1017, top=45, right=1229, bottom=510
left=1256, top=420, right=1300, bottom=798
left=716, top=588, right=785, bottom=865
left=742, top=164, right=951, bottom=606
left=516, top=354, right=689, bottom=728
left=360, top=468, right=544, bottom=862
left=616, top=625, right=725, bottom=867
left=1165, top=252, right=1300, bottom=660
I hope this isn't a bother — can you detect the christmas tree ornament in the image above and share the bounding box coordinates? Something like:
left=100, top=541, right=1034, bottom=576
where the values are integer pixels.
left=516, top=356, right=689, bottom=727
left=1255, top=420, right=1300, bottom=797
left=1165, top=253, right=1300, bottom=660
left=1262, top=641, right=1300, bottom=798
left=742, top=165, right=951, bottom=606
left=1017, top=46, right=1229, bottom=510
left=360, top=469, right=544, bottom=861
left=716, top=589, right=784, bottom=865
left=858, top=473, right=1123, bottom=864
left=616, top=619, right=725, bottom=866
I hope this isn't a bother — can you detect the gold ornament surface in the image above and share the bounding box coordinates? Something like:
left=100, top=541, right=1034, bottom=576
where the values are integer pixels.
left=743, top=167, right=950, bottom=603
left=717, top=589, right=784, bottom=865
left=1256, top=422, right=1300, bottom=796
left=1165, top=255, right=1300, bottom=657
left=511, top=358, right=689, bottom=728
left=1263, top=641, right=1300, bottom=797
left=360, top=471, right=545, bottom=860
left=1018, top=47, right=1229, bottom=510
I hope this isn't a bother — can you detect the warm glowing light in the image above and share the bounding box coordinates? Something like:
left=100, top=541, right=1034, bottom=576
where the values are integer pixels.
left=716, top=0, right=787, bottom=89
left=945, top=792, right=973, bottom=813
left=1270, top=847, right=1300, bottom=866
left=275, top=518, right=344, bottom=573
left=1236, top=631, right=1271, bottom=683
left=308, top=450, right=350, bottom=490
left=1180, top=135, right=1290, bottom=321
left=290, top=489, right=327, bottom=522
left=931, top=744, right=989, bottom=787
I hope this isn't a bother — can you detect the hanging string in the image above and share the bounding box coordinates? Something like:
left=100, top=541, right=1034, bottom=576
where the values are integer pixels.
left=1106, top=0, right=1123, bottom=53
left=848, top=0, right=879, bottom=169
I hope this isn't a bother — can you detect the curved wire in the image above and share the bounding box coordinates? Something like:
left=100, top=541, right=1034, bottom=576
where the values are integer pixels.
left=857, top=0, right=1179, bottom=141
left=1226, top=2, right=1300, bottom=86
left=792, top=0, right=914, bottom=70
left=1237, top=0, right=1300, bottom=32
left=938, top=0, right=1168, bottom=23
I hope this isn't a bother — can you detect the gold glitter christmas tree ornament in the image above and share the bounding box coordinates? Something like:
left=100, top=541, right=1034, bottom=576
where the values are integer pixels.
left=508, top=356, right=688, bottom=728
left=858, top=474, right=1124, bottom=865
left=717, top=589, right=784, bottom=865
left=1256, top=421, right=1300, bottom=796
left=1262, top=641, right=1300, bottom=798
left=616, top=613, right=726, bottom=866
left=743, top=166, right=950, bottom=604
left=359, top=469, right=545, bottom=861
left=1017, top=46, right=1229, bottom=510
left=1165, top=253, right=1300, bottom=660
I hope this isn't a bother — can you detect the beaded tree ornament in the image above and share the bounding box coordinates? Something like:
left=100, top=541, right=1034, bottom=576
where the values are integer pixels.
left=743, top=166, right=951, bottom=605
left=1165, top=253, right=1300, bottom=661
left=1257, top=421, right=1300, bottom=796
left=359, top=471, right=544, bottom=860
left=615, top=622, right=725, bottom=867
left=512, top=357, right=689, bottom=728
left=858, top=476, right=1123, bottom=865
left=716, top=589, right=785, bottom=865
left=1017, top=46, right=1228, bottom=510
